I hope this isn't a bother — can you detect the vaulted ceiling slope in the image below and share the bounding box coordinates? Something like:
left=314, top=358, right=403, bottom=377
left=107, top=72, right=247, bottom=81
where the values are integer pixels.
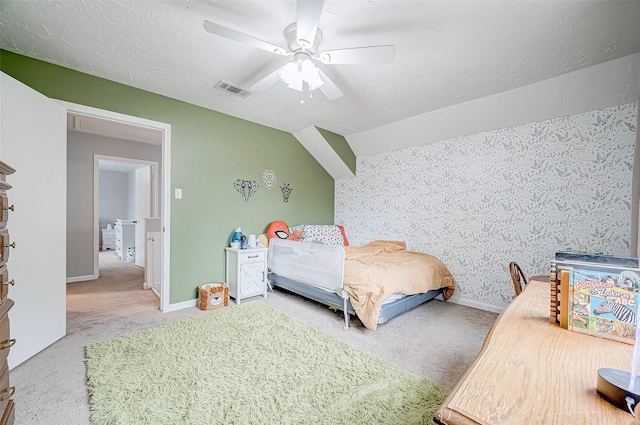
left=1, top=1, right=639, bottom=156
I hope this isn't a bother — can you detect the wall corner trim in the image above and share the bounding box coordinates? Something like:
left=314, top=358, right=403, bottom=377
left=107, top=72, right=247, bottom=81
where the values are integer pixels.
left=293, top=126, right=356, bottom=179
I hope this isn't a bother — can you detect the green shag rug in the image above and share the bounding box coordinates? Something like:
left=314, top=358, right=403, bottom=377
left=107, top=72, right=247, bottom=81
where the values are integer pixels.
left=85, top=302, right=449, bottom=425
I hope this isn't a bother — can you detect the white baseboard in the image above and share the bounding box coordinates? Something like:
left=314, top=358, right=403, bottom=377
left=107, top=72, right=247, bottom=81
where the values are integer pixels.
left=151, top=287, right=160, bottom=299
left=447, top=296, right=504, bottom=314
left=164, top=298, right=197, bottom=312
left=66, top=274, right=98, bottom=283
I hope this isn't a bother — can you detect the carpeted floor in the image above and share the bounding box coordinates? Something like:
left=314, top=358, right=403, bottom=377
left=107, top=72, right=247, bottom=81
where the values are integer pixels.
left=11, top=250, right=498, bottom=425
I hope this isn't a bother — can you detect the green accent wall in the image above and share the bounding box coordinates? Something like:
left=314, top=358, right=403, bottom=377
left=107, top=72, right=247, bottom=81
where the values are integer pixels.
left=315, top=126, right=356, bottom=174
left=1, top=50, right=335, bottom=304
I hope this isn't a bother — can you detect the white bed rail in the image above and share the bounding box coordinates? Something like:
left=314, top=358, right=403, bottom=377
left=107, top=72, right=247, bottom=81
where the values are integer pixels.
left=267, top=238, right=345, bottom=295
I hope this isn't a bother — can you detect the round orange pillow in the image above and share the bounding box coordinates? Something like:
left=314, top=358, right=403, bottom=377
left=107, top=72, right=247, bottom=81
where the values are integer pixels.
left=267, top=221, right=298, bottom=241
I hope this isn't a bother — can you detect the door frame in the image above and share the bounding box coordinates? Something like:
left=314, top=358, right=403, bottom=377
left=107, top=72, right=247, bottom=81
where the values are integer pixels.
left=58, top=100, right=172, bottom=312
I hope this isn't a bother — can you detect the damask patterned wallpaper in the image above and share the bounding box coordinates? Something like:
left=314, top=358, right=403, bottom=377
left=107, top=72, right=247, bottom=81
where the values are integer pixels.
left=335, top=103, right=638, bottom=311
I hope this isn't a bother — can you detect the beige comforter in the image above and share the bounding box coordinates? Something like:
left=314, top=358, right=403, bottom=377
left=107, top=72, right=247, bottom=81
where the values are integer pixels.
left=343, top=240, right=455, bottom=330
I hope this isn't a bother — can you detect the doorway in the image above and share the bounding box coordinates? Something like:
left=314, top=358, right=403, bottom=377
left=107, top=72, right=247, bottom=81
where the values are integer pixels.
left=61, top=101, right=172, bottom=312
left=95, top=156, right=159, bottom=292
left=95, top=156, right=158, bottom=265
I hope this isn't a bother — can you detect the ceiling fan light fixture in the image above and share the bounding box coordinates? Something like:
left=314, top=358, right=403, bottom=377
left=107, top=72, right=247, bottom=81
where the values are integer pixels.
left=278, top=62, right=301, bottom=88
left=278, top=59, right=324, bottom=92
left=300, top=59, right=323, bottom=89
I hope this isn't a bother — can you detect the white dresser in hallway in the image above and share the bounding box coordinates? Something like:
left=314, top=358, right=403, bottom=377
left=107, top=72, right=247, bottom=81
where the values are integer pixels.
left=114, top=220, right=135, bottom=261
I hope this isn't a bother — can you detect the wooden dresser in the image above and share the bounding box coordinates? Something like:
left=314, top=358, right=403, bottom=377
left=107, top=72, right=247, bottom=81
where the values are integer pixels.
left=434, top=278, right=634, bottom=425
left=0, top=162, right=16, bottom=425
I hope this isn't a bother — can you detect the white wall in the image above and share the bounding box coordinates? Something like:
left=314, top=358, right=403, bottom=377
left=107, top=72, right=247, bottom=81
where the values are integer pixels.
left=99, top=170, right=129, bottom=237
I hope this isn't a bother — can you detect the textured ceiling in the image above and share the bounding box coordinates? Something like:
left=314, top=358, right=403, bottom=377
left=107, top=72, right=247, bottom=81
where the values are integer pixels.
left=2, top=1, right=640, bottom=151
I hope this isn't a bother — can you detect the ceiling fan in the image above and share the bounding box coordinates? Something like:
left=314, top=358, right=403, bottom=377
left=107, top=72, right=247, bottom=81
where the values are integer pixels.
left=203, top=0, right=395, bottom=101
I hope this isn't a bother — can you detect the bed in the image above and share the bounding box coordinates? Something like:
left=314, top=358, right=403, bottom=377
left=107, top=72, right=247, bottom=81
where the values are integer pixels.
left=266, top=225, right=455, bottom=331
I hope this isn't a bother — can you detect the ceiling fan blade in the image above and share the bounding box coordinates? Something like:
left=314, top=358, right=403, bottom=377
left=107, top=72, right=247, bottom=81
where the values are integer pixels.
left=318, top=45, right=396, bottom=65
left=249, top=68, right=283, bottom=92
left=203, top=20, right=288, bottom=56
left=296, top=0, right=324, bottom=48
left=317, top=69, right=343, bottom=100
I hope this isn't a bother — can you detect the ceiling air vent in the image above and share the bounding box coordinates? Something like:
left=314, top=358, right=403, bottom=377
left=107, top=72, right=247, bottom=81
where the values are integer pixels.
left=214, top=80, right=253, bottom=98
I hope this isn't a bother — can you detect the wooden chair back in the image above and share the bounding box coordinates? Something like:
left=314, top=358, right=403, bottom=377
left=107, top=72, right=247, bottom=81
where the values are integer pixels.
left=509, top=262, right=528, bottom=296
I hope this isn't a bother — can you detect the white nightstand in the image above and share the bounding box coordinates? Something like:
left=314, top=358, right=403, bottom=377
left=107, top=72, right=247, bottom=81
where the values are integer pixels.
left=225, top=247, right=268, bottom=304
left=101, top=229, right=116, bottom=251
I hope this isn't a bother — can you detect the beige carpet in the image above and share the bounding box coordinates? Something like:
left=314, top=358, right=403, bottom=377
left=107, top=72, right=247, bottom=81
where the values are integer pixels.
left=12, top=250, right=498, bottom=425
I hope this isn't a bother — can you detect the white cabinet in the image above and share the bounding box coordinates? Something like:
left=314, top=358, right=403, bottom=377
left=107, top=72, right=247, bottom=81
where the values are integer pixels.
left=225, top=247, right=268, bottom=304
left=101, top=229, right=116, bottom=251
left=115, top=221, right=135, bottom=261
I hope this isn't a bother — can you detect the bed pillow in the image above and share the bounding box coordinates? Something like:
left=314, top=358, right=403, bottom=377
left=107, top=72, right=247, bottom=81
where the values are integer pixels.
left=257, top=233, right=269, bottom=247
left=266, top=221, right=299, bottom=243
left=337, top=225, right=349, bottom=246
left=291, top=225, right=347, bottom=246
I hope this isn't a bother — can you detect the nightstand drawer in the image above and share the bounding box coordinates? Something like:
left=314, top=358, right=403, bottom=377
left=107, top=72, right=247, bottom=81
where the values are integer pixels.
left=239, top=250, right=266, bottom=263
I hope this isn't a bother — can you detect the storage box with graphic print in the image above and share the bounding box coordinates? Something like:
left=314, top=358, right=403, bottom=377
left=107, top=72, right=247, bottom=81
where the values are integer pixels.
left=550, top=251, right=639, bottom=326
left=568, top=266, right=640, bottom=345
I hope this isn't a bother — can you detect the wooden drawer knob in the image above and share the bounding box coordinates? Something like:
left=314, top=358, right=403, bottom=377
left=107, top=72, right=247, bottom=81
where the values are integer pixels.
left=0, top=339, right=15, bottom=350
left=2, top=279, right=14, bottom=287
left=2, top=205, right=13, bottom=212
left=0, top=386, right=14, bottom=401
left=4, top=242, right=14, bottom=249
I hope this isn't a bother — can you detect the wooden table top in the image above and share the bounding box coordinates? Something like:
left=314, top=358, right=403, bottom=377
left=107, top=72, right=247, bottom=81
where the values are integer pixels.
left=434, top=278, right=635, bottom=425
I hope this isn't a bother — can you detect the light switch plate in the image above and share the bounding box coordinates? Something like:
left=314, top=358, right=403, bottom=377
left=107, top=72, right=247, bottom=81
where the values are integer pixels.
left=175, top=188, right=182, bottom=199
